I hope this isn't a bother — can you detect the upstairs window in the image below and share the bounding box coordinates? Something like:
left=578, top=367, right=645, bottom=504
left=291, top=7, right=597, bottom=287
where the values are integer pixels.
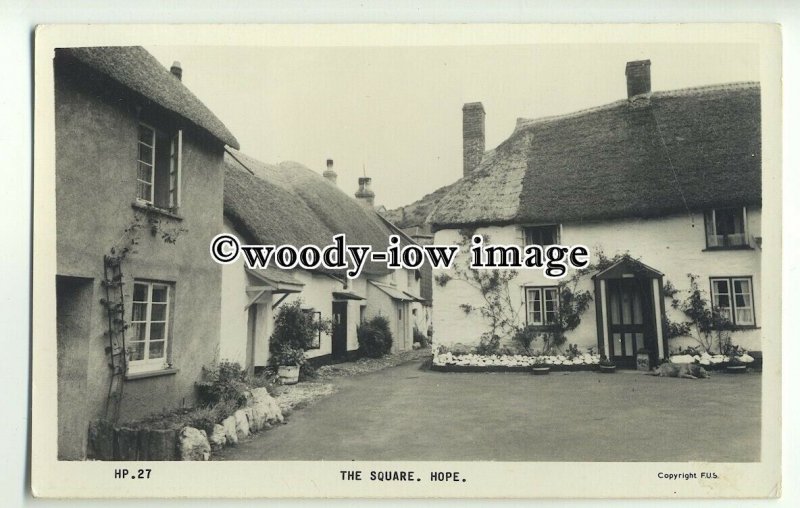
left=710, top=277, right=755, bottom=327
left=525, top=286, right=559, bottom=326
left=524, top=225, right=560, bottom=247
left=704, top=207, right=748, bottom=248
left=137, top=123, right=182, bottom=210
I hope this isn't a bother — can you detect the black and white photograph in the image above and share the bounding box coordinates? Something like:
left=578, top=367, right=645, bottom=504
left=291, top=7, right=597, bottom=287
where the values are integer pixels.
left=31, top=23, right=782, bottom=498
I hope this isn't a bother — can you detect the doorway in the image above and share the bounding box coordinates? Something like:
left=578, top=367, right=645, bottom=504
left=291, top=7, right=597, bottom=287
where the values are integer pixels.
left=331, top=301, right=348, bottom=360
left=606, top=278, right=657, bottom=367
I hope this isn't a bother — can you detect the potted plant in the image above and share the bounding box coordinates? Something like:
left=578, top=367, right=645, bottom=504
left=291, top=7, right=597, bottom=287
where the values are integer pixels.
left=531, top=359, right=551, bottom=376
left=271, top=344, right=305, bottom=385
left=598, top=355, right=616, bottom=373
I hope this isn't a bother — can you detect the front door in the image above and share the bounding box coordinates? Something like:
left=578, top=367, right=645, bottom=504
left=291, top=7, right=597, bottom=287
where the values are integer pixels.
left=606, top=278, right=656, bottom=367
left=331, top=301, right=348, bottom=360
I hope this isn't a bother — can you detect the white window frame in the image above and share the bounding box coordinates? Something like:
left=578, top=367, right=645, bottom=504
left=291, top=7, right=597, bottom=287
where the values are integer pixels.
left=525, top=286, right=559, bottom=326
left=128, top=281, right=172, bottom=374
left=704, top=207, right=748, bottom=248
left=710, top=276, right=755, bottom=327
left=136, top=123, right=156, bottom=204
left=136, top=122, right=182, bottom=210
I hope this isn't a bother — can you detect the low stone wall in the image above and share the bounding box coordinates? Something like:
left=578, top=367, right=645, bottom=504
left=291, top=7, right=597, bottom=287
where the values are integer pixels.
left=87, top=387, right=284, bottom=461
left=430, top=363, right=599, bottom=373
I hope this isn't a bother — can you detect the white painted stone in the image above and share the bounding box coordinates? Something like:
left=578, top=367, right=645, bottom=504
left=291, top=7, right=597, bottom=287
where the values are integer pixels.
left=178, top=427, right=211, bottom=461
left=209, top=424, right=226, bottom=450
left=222, top=415, right=238, bottom=445
left=234, top=409, right=251, bottom=439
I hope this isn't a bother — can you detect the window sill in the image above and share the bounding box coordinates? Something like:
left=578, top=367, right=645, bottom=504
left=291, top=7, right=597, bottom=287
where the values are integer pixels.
left=702, top=245, right=754, bottom=252
left=131, top=201, right=184, bottom=221
left=125, top=367, right=179, bottom=380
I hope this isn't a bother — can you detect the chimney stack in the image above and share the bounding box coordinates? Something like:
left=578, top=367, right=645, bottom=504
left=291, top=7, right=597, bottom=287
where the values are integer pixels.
left=355, top=177, right=375, bottom=209
left=170, top=61, right=183, bottom=81
left=625, top=60, right=651, bottom=99
left=462, top=102, right=485, bottom=177
left=323, top=159, right=337, bottom=185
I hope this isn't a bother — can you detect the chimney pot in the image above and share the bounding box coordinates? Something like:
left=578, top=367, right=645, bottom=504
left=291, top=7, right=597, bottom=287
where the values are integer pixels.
left=170, top=61, right=183, bottom=81
left=355, top=176, right=375, bottom=209
left=323, top=159, right=337, bottom=185
left=625, top=59, right=651, bottom=99
left=462, top=102, right=485, bottom=177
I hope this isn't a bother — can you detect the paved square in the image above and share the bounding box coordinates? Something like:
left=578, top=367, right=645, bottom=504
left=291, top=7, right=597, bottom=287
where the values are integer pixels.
left=217, top=360, right=761, bottom=462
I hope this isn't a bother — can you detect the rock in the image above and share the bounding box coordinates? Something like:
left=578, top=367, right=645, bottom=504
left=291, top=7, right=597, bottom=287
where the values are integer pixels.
left=222, top=415, right=238, bottom=445
left=250, top=387, right=284, bottom=424
left=250, top=387, right=270, bottom=404
left=209, top=424, right=226, bottom=450
left=179, top=426, right=210, bottom=461
left=248, top=403, right=267, bottom=432
left=234, top=409, right=251, bottom=439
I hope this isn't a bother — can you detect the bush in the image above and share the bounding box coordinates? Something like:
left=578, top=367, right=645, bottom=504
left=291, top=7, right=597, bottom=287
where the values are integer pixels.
left=475, top=333, right=500, bottom=355
left=413, top=327, right=428, bottom=347
left=269, top=300, right=331, bottom=380
left=196, top=361, right=250, bottom=407
left=357, top=315, right=393, bottom=358
left=511, top=325, right=539, bottom=354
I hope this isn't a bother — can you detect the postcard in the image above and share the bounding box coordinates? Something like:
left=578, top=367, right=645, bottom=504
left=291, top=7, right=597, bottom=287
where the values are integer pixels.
left=32, top=23, right=782, bottom=498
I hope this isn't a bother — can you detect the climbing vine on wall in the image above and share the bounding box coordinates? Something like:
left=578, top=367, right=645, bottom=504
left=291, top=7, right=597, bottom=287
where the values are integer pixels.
left=100, top=207, right=187, bottom=421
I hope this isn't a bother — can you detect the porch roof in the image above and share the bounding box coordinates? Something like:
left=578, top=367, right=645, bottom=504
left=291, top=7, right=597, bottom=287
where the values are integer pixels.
left=592, top=257, right=663, bottom=280
left=368, top=280, right=415, bottom=301
left=332, top=291, right=366, bottom=301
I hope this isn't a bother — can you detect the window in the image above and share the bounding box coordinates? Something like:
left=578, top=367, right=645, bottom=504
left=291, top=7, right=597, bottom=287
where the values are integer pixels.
left=524, top=225, right=560, bottom=247
left=137, top=123, right=182, bottom=210
left=129, top=281, right=172, bottom=373
left=710, top=277, right=755, bottom=327
left=301, top=309, right=322, bottom=349
left=525, top=286, right=559, bottom=325
left=704, top=207, right=748, bottom=248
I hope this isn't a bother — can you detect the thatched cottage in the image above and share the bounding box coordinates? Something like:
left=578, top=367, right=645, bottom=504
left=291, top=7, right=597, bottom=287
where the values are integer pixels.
left=54, top=47, right=238, bottom=459
left=221, top=150, right=427, bottom=373
left=426, top=60, right=762, bottom=366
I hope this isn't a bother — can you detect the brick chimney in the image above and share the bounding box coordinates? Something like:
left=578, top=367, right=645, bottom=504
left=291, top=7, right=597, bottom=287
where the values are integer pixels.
left=323, top=159, right=337, bottom=185
left=355, top=177, right=375, bottom=209
left=462, top=102, right=485, bottom=177
left=625, top=60, right=651, bottom=99
left=170, top=61, right=183, bottom=81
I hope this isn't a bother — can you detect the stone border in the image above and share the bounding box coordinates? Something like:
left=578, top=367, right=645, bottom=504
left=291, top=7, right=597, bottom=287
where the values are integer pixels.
left=429, top=364, right=599, bottom=373
left=87, top=387, right=284, bottom=461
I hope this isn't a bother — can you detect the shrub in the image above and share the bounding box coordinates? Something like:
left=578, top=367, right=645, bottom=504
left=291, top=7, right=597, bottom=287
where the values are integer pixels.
left=196, top=361, right=250, bottom=407
left=413, top=326, right=428, bottom=347
left=511, top=325, right=539, bottom=354
left=269, top=300, right=331, bottom=380
left=357, top=315, right=393, bottom=358
left=475, top=333, right=500, bottom=355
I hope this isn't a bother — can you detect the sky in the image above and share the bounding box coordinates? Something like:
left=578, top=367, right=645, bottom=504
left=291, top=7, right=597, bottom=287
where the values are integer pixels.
left=147, top=43, right=759, bottom=210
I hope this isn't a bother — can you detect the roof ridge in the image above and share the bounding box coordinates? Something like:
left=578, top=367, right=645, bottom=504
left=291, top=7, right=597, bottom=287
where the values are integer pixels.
left=513, top=81, right=760, bottom=133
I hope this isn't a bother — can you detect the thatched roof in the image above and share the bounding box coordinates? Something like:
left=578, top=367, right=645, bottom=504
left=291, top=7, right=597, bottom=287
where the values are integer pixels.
left=224, top=149, right=409, bottom=276
left=382, top=181, right=458, bottom=229
left=57, top=46, right=239, bottom=149
left=428, top=82, right=761, bottom=229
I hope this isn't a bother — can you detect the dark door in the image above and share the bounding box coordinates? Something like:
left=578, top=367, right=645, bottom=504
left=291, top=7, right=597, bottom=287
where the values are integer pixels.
left=331, top=302, right=348, bottom=360
left=606, top=278, right=656, bottom=368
